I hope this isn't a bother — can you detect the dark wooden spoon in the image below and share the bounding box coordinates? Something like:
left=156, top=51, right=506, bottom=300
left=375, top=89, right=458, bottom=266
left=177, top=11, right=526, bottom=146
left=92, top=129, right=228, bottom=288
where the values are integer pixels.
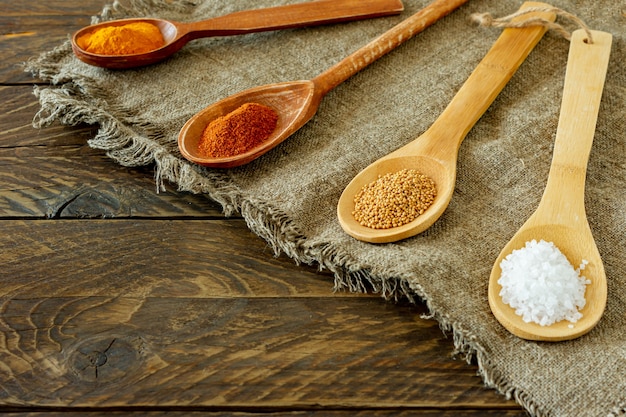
left=71, top=0, right=404, bottom=69
left=178, top=0, right=469, bottom=168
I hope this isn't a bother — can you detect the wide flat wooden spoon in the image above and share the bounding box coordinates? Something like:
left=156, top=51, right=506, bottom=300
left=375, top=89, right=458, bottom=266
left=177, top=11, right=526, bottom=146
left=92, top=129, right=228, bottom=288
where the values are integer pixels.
left=178, top=0, right=470, bottom=168
left=337, top=2, right=555, bottom=243
left=488, top=29, right=612, bottom=342
left=71, top=0, right=404, bottom=69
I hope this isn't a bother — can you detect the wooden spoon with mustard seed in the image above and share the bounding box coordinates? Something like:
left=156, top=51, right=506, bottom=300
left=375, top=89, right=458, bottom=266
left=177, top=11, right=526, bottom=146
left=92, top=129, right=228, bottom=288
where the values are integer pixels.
left=337, top=2, right=555, bottom=243
left=178, top=0, right=470, bottom=168
left=488, top=29, right=611, bottom=341
left=71, top=0, right=405, bottom=69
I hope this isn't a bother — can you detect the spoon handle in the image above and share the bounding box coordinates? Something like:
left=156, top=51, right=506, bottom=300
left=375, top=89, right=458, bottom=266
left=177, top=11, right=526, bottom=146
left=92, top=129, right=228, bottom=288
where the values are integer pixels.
left=541, top=29, right=612, bottom=207
left=417, top=2, right=555, bottom=156
left=179, top=0, right=404, bottom=40
left=311, top=0, right=469, bottom=95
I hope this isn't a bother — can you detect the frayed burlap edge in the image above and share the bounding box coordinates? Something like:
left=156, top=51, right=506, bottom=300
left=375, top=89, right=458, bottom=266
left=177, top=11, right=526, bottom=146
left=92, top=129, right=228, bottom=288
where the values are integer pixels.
left=25, top=36, right=412, bottom=300
left=24, top=1, right=626, bottom=416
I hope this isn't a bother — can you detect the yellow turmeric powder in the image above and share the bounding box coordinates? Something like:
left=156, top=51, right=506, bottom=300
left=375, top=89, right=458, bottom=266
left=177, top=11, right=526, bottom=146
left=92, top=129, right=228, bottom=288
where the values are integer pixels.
left=78, top=21, right=165, bottom=55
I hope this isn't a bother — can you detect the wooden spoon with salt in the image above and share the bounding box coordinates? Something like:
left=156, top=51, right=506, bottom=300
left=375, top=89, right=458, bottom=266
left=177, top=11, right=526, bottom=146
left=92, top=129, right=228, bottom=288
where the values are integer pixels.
left=489, top=29, right=612, bottom=342
left=337, top=2, right=555, bottom=243
left=178, top=0, right=470, bottom=168
left=71, top=0, right=404, bottom=69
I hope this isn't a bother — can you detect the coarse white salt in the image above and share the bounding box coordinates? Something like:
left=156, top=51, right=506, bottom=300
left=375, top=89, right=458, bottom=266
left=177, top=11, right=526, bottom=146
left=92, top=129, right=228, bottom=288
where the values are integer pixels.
left=498, top=239, right=590, bottom=326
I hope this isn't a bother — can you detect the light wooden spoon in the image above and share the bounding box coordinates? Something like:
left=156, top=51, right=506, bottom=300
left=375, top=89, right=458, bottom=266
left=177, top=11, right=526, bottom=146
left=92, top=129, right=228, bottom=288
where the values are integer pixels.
left=337, top=2, right=555, bottom=243
left=71, top=0, right=404, bottom=69
left=178, top=0, right=470, bottom=168
left=489, top=29, right=612, bottom=342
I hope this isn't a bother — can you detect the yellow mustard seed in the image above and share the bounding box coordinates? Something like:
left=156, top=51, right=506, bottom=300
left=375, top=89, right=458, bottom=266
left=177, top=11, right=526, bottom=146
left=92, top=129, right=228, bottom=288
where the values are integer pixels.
left=352, top=169, right=437, bottom=229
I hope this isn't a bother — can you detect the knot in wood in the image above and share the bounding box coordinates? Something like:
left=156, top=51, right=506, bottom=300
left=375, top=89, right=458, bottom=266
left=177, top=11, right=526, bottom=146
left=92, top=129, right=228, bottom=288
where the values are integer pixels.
left=68, top=336, right=145, bottom=383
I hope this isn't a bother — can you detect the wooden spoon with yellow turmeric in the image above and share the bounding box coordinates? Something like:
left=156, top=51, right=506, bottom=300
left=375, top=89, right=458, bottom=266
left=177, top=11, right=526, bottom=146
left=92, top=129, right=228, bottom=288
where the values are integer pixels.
left=71, top=0, right=404, bottom=69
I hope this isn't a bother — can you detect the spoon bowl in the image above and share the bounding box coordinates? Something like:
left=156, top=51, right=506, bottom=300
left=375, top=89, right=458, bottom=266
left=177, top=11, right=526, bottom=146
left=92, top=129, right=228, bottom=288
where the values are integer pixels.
left=488, top=29, right=612, bottom=341
left=178, top=81, right=317, bottom=168
left=337, top=2, right=555, bottom=243
left=489, top=224, right=607, bottom=341
left=338, top=152, right=454, bottom=242
left=71, top=0, right=405, bottom=69
left=178, top=0, right=471, bottom=168
left=72, top=18, right=185, bottom=69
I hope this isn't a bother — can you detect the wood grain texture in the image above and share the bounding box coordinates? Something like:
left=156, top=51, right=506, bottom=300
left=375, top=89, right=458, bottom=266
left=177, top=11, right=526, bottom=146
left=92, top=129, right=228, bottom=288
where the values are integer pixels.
left=0, top=220, right=516, bottom=410
left=7, top=412, right=528, bottom=416
left=0, top=216, right=522, bottom=414
left=0, top=0, right=526, bottom=415
left=0, top=86, right=223, bottom=218
left=1, top=0, right=104, bottom=84
left=0, top=296, right=481, bottom=407
left=0, top=220, right=339, bottom=298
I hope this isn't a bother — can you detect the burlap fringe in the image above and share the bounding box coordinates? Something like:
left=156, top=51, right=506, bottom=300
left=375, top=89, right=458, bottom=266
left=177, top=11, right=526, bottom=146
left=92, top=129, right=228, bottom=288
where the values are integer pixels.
left=24, top=1, right=626, bottom=416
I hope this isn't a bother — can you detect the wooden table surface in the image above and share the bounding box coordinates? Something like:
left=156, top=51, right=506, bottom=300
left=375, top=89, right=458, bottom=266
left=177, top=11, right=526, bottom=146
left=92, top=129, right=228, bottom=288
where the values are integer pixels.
left=1, top=1, right=527, bottom=416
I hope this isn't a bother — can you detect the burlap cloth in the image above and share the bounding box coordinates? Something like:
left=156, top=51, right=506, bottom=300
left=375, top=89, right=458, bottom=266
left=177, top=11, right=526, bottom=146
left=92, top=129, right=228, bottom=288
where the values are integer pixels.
left=26, top=0, right=625, bottom=415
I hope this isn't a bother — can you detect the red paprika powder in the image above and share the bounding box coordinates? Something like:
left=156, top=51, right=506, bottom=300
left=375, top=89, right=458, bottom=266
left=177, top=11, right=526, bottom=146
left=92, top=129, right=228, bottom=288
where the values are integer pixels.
left=197, top=102, right=279, bottom=158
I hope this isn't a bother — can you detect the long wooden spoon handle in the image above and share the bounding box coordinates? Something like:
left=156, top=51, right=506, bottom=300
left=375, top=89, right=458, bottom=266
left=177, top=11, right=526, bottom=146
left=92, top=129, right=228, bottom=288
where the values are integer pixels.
left=311, top=0, right=469, bottom=95
left=181, top=0, right=404, bottom=39
left=422, top=2, right=555, bottom=151
left=534, top=29, right=612, bottom=224
left=546, top=29, right=612, bottom=190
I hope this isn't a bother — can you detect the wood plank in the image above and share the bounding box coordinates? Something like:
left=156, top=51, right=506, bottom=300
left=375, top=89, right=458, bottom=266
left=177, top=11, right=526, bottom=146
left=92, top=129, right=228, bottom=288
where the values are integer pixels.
left=0, top=295, right=492, bottom=408
left=0, top=293, right=512, bottom=411
left=0, top=86, right=224, bottom=218
left=2, top=0, right=106, bottom=15
left=1, top=1, right=104, bottom=83
left=0, top=86, right=95, bottom=147
left=1, top=15, right=84, bottom=84
left=0, top=219, right=520, bottom=411
left=5, top=410, right=528, bottom=416
left=0, top=219, right=338, bottom=298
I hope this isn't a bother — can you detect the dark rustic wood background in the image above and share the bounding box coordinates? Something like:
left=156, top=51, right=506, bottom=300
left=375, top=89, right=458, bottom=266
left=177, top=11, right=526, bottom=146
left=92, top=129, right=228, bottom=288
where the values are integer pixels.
left=0, top=1, right=527, bottom=415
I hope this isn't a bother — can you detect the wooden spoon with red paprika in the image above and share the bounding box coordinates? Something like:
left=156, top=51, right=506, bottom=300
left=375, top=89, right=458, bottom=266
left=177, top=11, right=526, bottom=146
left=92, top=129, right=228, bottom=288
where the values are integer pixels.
left=178, top=0, right=469, bottom=168
left=72, top=0, right=404, bottom=69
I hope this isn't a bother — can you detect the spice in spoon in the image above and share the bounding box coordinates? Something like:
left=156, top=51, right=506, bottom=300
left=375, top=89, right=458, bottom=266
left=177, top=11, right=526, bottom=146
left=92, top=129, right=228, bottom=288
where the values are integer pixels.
left=352, top=169, right=436, bottom=229
left=197, top=103, right=279, bottom=158
left=77, top=22, right=165, bottom=55
left=498, top=239, right=590, bottom=326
